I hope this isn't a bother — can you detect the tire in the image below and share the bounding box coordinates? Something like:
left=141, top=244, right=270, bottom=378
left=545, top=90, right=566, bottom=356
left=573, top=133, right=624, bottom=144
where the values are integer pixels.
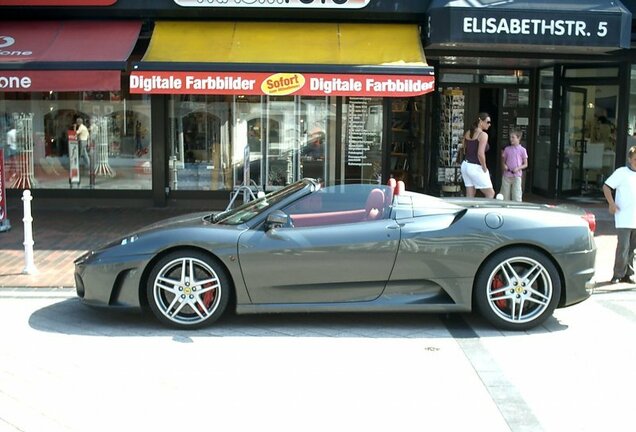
left=146, top=249, right=230, bottom=329
left=474, top=247, right=561, bottom=331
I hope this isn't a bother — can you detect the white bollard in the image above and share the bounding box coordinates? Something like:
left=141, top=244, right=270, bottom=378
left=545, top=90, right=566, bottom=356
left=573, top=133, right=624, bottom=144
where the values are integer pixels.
left=22, top=190, right=37, bottom=275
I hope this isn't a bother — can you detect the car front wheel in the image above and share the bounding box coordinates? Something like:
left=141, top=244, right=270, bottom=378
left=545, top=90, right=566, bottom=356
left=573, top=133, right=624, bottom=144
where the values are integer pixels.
left=146, top=250, right=229, bottom=329
left=474, top=247, right=561, bottom=331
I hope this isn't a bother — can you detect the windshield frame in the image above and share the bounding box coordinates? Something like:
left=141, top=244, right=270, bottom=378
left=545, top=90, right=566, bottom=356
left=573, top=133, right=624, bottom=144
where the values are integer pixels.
left=214, top=179, right=316, bottom=226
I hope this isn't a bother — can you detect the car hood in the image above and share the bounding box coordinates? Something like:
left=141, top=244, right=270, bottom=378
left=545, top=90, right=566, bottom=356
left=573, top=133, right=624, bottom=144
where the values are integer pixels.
left=90, top=211, right=237, bottom=254
left=131, top=211, right=220, bottom=236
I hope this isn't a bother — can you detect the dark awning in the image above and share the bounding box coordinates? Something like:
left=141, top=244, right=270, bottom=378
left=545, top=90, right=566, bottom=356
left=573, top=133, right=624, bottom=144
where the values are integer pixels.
left=0, top=20, right=141, bottom=91
left=130, top=21, right=435, bottom=97
left=426, top=0, right=632, bottom=53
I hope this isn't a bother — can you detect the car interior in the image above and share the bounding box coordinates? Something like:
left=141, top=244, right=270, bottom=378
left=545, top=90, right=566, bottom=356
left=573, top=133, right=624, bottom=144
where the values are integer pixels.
left=287, top=180, right=404, bottom=228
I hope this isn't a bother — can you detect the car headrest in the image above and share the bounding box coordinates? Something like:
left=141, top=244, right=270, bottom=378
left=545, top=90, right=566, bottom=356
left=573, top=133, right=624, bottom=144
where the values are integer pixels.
left=365, top=188, right=385, bottom=213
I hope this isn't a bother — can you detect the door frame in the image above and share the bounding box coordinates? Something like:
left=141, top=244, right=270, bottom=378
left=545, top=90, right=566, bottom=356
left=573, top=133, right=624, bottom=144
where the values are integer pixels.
left=557, top=86, right=587, bottom=197
left=549, top=65, right=622, bottom=198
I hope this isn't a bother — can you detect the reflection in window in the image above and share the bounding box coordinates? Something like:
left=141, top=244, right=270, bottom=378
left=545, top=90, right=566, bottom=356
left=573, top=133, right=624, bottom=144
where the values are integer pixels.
left=627, top=66, right=636, bottom=159
left=168, top=95, right=335, bottom=191
left=285, top=184, right=392, bottom=227
left=533, top=69, right=554, bottom=191
left=0, top=90, right=151, bottom=190
left=342, top=97, right=383, bottom=185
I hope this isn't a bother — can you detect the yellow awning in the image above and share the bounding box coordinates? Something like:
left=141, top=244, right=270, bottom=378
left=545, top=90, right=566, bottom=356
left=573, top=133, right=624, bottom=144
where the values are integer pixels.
left=141, top=21, right=428, bottom=67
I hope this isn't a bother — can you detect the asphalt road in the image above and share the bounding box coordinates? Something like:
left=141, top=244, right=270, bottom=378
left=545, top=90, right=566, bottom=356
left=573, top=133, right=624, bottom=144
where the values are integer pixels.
left=0, top=284, right=634, bottom=432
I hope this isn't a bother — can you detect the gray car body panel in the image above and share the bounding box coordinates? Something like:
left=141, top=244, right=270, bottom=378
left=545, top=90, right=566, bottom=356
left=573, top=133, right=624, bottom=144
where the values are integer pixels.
left=75, top=184, right=596, bottom=316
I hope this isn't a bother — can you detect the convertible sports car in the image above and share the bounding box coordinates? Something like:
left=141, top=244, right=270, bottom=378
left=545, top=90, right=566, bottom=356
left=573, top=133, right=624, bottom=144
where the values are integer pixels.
left=75, top=179, right=597, bottom=331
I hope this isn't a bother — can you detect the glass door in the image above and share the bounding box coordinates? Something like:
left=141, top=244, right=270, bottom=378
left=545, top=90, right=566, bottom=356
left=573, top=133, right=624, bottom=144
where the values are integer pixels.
left=558, top=87, right=587, bottom=196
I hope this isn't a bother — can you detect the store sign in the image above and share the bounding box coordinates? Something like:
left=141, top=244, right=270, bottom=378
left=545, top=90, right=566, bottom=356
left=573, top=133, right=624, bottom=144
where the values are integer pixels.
left=429, top=8, right=629, bottom=48
left=173, top=0, right=369, bottom=9
left=0, top=35, right=34, bottom=58
left=130, top=71, right=435, bottom=97
left=0, top=71, right=121, bottom=92
left=0, top=1, right=116, bottom=5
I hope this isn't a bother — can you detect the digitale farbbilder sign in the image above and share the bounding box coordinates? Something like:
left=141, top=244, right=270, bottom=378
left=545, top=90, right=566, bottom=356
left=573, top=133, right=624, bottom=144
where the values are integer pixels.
left=173, top=0, right=370, bottom=8
left=130, top=71, right=435, bottom=97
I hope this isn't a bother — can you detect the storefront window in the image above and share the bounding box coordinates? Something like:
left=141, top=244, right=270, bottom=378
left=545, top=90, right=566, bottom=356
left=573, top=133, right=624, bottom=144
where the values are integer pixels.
left=534, top=69, right=554, bottom=191
left=627, top=66, right=636, bottom=156
left=168, top=95, right=336, bottom=191
left=1, top=91, right=151, bottom=190
left=341, top=97, right=383, bottom=184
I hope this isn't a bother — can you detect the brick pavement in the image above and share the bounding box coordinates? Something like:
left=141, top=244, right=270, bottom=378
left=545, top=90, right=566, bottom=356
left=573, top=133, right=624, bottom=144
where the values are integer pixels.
left=0, top=194, right=616, bottom=289
left=0, top=205, right=198, bottom=288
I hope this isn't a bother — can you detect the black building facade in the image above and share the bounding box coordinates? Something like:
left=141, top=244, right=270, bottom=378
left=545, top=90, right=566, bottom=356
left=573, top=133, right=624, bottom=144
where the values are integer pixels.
left=1, top=0, right=635, bottom=208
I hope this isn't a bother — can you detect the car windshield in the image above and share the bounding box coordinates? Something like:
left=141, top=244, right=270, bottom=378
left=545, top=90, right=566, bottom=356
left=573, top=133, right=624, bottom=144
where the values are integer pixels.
left=214, top=180, right=312, bottom=225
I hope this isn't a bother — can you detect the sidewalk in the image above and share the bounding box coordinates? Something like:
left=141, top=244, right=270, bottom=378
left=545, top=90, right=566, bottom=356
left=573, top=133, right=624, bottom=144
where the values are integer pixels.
left=0, top=195, right=616, bottom=289
left=0, top=205, right=199, bottom=288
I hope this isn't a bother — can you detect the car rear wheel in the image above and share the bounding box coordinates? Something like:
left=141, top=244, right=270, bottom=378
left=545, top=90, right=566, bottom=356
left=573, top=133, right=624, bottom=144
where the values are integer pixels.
left=474, top=247, right=561, bottom=331
left=146, top=250, right=229, bottom=329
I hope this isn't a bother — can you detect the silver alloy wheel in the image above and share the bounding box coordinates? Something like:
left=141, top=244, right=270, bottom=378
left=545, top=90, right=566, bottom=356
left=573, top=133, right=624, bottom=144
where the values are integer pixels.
left=151, top=256, right=222, bottom=326
left=486, top=256, right=553, bottom=324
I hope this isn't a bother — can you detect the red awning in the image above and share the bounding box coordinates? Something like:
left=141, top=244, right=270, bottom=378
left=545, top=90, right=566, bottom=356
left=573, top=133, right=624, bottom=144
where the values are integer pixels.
left=0, top=20, right=141, bottom=91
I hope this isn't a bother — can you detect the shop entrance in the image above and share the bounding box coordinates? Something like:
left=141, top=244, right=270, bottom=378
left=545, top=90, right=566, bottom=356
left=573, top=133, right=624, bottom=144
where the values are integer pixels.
left=559, top=87, right=587, bottom=195
left=437, top=70, right=531, bottom=195
left=557, top=81, right=619, bottom=196
left=479, top=87, right=500, bottom=190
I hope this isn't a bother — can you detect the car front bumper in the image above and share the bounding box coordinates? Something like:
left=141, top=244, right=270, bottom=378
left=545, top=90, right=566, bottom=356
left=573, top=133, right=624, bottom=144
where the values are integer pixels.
left=74, top=251, right=154, bottom=309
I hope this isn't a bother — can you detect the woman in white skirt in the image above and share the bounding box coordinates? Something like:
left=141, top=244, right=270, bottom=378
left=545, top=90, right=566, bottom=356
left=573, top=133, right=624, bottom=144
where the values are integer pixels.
left=457, top=112, right=495, bottom=199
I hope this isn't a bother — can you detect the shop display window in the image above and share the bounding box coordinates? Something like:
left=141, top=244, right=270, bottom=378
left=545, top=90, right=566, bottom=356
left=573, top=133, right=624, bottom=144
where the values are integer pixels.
left=341, top=97, right=384, bottom=185
left=627, top=65, right=636, bottom=157
left=168, top=94, right=336, bottom=192
left=0, top=90, right=151, bottom=190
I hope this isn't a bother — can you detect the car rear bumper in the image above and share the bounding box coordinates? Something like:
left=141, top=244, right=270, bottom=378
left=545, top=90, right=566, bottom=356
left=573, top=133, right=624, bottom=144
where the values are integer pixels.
left=555, top=246, right=596, bottom=307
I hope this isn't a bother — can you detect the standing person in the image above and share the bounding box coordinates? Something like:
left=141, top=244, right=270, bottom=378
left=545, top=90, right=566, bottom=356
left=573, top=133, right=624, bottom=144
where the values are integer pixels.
left=500, top=129, right=528, bottom=201
left=602, top=145, right=636, bottom=284
left=5, top=122, right=17, bottom=159
left=458, top=112, right=495, bottom=198
left=74, top=117, right=90, bottom=168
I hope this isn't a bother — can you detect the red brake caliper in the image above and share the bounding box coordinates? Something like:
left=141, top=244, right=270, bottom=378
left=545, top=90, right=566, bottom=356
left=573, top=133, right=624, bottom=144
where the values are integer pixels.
left=492, top=274, right=508, bottom=310
left=199, top=284, right=216, bottom=313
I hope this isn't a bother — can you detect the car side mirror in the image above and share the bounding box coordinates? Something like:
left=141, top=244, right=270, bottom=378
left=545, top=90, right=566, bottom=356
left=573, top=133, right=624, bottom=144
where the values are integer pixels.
left=266, top=210, right=289, bottom=230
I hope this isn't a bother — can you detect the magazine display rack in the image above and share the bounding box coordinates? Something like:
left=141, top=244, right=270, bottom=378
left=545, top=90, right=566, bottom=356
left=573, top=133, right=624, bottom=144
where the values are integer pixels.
left=438, top=88, right=464, bottom=195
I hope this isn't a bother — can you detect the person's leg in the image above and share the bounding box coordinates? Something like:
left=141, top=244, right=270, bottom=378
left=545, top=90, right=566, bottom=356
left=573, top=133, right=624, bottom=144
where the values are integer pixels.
left=500, top=176, right=512, bottom=200
left=613, top=228, right=631, bottom=279
left=460, top=161, right=475, bottom=197
left=80, top=141, right=90, bottom=167
left=480, top=187, right=495, bottom=199
left=511, top=176, right=523, bottom=201
left=626, top=228, right=636, bottom=279
left=473, top=164, right=494, bottom=198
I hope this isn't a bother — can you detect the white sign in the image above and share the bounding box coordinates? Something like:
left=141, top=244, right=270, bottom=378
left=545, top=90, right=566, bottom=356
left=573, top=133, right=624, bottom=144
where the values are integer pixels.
left=463, top=17, right=608, bottom=39
left=68, top=131, right=80, bottom=185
